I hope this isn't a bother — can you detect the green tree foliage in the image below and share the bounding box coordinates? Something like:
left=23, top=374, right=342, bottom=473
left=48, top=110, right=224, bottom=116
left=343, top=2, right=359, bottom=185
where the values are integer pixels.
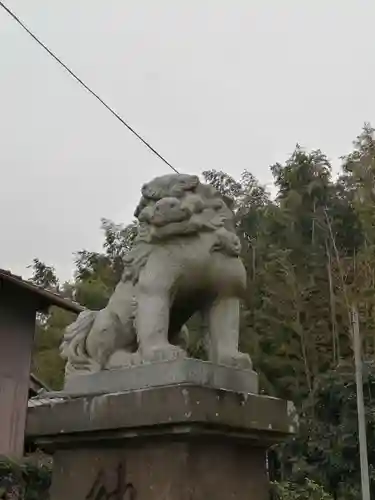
left=28, top=259, right=59, bottom=290
left=204, top=126, right=375, bottom=497
left=74, top=218, right=137, bottom=309
left=32, top=307, right=76, bottom=389
left=29, top=124, right=375, bottom=498
left=273, top=363, right=375, bottom=499
left=271, top=478, right=333, bottom=500
left=0, top=454, right=51, bottom=500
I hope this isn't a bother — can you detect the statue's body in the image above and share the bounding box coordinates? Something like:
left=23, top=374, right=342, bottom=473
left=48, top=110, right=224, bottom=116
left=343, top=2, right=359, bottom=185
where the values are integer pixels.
left=61, top=174, right=252, bottom=376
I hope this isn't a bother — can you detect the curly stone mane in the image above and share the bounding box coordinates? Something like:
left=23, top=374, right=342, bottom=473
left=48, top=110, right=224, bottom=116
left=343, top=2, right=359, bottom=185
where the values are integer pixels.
left=121, top=174, right=238, bottom=284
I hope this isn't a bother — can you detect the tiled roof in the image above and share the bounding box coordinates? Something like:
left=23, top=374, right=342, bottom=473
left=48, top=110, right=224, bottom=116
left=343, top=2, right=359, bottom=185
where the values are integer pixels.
left=0, top=268, right=83, bottom=313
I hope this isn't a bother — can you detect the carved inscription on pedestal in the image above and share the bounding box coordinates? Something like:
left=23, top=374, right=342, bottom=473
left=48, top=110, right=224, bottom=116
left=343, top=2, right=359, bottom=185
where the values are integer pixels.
left=85, top=463, right=136, bottom=500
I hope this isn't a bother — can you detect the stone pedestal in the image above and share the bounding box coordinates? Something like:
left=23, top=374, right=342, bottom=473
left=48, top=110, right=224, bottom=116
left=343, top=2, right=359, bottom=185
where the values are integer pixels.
left=26, top=380, right=296, bottom=500
left=62, top=358, right=259, bottom=396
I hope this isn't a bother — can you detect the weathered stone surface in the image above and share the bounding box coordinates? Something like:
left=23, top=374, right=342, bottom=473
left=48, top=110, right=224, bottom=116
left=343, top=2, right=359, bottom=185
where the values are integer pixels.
left=62, top=358, right=258, bottom=395
left=26, top=385, right=297, bottom=500
left=26, top=385, right=297, bottom=446
left=60, top=173, right=253, bottom=379
left=49, top=441, right=269, bottom=500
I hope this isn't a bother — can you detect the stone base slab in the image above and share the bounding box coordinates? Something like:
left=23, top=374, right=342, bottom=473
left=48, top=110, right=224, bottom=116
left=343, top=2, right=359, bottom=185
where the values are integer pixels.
left=62, top=358, right=259, bottom=396
left=27, top=385, right=296, bottom=448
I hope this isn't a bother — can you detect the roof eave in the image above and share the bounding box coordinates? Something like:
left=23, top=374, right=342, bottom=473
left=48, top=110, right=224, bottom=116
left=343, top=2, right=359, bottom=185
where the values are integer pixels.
left=0, top=270, right=84, bottom=314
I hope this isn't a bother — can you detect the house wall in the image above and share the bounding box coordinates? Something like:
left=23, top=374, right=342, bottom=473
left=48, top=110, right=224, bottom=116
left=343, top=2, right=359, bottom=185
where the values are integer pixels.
left=0, top=283, right=37, bottom=457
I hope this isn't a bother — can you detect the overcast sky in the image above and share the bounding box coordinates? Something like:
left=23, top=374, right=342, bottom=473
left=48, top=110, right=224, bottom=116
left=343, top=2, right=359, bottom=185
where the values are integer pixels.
left=1, top=0, right=374, bottom=282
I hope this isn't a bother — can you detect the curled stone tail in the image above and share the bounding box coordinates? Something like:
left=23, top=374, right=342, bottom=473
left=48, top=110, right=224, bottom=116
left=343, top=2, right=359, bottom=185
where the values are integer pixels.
left=60, top=310, right=101, bottom=376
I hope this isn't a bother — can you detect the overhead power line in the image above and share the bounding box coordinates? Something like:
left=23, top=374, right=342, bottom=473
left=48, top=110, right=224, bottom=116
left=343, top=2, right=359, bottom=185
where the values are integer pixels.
left=0, top=1, right=179, bottom=174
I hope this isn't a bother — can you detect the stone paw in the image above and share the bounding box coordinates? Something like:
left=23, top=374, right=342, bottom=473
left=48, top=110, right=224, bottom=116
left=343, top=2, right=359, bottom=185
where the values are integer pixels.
left=141, top=344, right=187, bottom=363
left=217, top=351, right=253, bottom=371
left=106, top=350, right=142, bottom=369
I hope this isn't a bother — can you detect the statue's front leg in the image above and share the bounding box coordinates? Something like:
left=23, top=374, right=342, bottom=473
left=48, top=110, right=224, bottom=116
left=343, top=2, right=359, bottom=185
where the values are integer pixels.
left=137, top=257, right=187, bottom=363
left=208, top=297, right=253, bottom=370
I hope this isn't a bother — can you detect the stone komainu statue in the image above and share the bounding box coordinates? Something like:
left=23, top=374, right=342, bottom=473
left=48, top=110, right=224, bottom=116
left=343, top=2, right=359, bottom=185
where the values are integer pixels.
left=61, top=173, right=252, bottom=376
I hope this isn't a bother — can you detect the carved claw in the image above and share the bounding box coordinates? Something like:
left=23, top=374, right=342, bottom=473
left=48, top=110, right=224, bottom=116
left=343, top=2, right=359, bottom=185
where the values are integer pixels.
left=141, top=344, right=187, bottom=363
